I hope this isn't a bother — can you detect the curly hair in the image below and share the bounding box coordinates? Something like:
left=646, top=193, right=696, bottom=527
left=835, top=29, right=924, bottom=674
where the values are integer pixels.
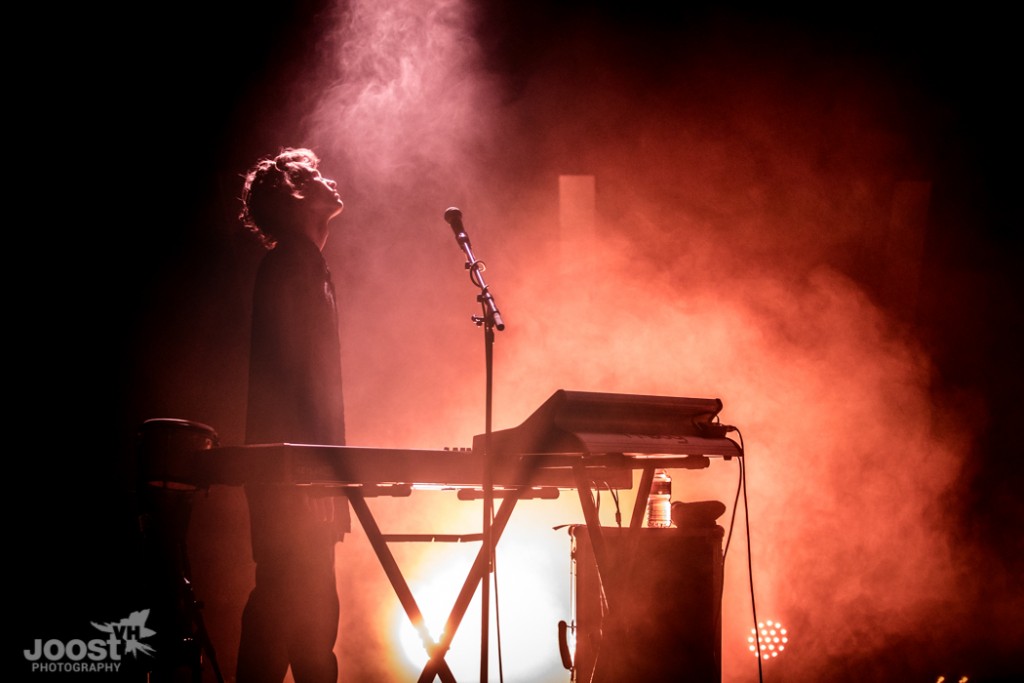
left=239, top=147, right=323, bottom=247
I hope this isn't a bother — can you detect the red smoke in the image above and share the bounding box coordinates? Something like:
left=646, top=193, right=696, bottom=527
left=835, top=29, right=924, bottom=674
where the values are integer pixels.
left=182, top=2, right=1002, bottom=680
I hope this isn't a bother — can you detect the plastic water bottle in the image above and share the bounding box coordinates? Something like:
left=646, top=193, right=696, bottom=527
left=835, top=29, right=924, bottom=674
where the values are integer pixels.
left=646, top=469, right=672, bottom=527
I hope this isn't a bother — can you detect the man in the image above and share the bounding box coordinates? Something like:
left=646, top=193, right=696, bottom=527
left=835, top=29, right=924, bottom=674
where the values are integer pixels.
left=236, top=148, right=348, bottom=683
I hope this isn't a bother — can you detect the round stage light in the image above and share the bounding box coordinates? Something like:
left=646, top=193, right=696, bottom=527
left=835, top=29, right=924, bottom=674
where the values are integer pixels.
left=748, top=619, right=788, bottom=660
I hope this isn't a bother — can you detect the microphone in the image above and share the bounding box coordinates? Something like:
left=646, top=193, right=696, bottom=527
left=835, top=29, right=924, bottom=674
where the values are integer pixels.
left=442, top=206, right=505, bottom=331
left=444, top=207, right=470, bottom=245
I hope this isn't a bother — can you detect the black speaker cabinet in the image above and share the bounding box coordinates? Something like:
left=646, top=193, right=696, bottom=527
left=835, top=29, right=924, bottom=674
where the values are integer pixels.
left=571, top=525, right=723, bottom=683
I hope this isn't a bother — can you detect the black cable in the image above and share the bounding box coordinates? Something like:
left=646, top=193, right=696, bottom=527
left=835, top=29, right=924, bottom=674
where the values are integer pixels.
left=490, top=504, right=505, bottom=683
left=594, top=481, right=621, bottom=527
left=737, top=429, right=764, bottom=683
left=714, top=437, right=744, bottom=677
left=722, top=448, right=744, bottom=562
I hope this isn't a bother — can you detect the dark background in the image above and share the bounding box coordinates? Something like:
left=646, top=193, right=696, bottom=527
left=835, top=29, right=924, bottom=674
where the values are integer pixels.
left=16, top=1, right=1020, bottom=680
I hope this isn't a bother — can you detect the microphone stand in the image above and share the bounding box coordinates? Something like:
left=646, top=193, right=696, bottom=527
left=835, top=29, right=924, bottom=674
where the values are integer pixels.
left=443, top=207, right=504, bottom=682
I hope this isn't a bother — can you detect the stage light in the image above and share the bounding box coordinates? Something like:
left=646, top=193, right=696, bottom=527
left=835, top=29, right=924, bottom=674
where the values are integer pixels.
left=393, top=562, right=479, bottom=677
left=390, top=527, right=566, bottom=681
left=748, top=619, right=788, bottom=660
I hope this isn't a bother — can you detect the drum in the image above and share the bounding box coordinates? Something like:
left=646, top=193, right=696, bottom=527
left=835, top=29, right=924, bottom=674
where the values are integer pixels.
left=137, top=417, right=219, bottom=491
left=135, top=419, right=222, bottom=679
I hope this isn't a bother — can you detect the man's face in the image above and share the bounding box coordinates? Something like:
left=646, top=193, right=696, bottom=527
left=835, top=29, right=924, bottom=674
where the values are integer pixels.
left=295, top=166, right=344, bottom=220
